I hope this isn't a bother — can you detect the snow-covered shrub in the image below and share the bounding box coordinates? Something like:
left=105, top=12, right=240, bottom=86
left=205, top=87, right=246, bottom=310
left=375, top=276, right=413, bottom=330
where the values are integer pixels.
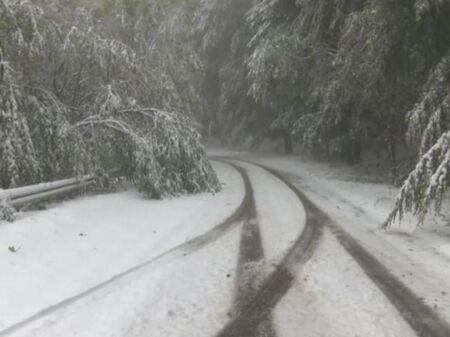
left=73, top=83, right=219, bottom=198
left=75, top=90, right=220, bottom=198
left=0, top=192, right=15, bottom=222
left=132, top=110, right=219, bottom=198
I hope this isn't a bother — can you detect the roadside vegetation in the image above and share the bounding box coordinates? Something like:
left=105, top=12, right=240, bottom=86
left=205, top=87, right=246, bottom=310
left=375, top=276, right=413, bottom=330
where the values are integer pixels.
left=0, top=0, right=219, bottom=201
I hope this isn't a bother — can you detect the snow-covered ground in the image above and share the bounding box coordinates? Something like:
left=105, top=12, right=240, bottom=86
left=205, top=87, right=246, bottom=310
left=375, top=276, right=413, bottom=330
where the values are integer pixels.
left=229, top=160, right=305, bottom=263
left=4, top=150, right=450, bottom=336
left=211, top=151, right=450, bottom=326
left=0, top=162, right=244, bottom=334
left=8, top=226, right=243, bottom=337
left=274, top=231, right=417, bottom=337
left=0, top=160, right=306, bottom=337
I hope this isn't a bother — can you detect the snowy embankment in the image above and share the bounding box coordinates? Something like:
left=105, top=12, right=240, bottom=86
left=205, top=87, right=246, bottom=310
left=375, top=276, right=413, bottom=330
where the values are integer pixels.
left=7, top=225, right=243, bottom=337
left=0, top=162, right=244, bottom=333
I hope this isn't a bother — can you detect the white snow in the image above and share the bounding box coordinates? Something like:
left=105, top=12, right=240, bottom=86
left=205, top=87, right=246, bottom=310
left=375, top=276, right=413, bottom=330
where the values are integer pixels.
left=232, top=161, right=306, bottom=264
left=0, top=157, right=311, bottom=337
left=227, top=153, right=450, bottom=323
left=274, top=230, right=417, bottom=337
left=5, top=150, right=450, bottom=337
left=0, top=157, right=308, bottom=337
left=8, top=226, right=242, bottom=337
left=0, top=162, right=244, bottom=333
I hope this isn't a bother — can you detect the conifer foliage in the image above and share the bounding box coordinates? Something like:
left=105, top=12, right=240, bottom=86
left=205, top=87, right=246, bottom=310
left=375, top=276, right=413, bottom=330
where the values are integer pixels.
left=386, top=51, right=450, bottom=225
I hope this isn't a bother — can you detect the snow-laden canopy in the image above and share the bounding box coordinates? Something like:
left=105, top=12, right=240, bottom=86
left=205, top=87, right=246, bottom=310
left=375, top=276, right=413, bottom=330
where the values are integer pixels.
left=0, top=0, right=219, bottom=200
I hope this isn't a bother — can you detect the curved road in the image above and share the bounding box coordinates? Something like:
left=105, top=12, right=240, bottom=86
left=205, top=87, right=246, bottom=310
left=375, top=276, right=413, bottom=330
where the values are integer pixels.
left=219, top=158, right=450, bottom=337
left=1, top=158, right=450, bottom=337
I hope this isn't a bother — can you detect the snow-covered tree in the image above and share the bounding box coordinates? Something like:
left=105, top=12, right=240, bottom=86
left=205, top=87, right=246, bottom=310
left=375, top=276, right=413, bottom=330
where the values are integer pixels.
left=196, top=0, right=275, bottom=148
left=385, top=51, right=450, bottom=226
left=74, top=86, right=220, bottom=198
left=0, top=0, right=220, bottom=199
left=0, top=62, right=41, bottom=188
left=246, top=0, right=361, bottom=155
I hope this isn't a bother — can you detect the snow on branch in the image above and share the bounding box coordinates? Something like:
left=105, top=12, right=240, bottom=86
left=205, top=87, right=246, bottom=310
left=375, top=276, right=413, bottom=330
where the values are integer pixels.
left=385, top=131, right=450, bottom=227
left=384, top=50, right=450, bottom=227
left=0, top=0, right=219, bottom=200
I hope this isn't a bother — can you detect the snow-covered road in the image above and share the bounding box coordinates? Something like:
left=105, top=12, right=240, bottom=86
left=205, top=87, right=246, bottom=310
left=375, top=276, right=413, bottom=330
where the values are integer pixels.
left=0, top=160, right=306, bottom=337
left=1, top=157, right=450, bottom=336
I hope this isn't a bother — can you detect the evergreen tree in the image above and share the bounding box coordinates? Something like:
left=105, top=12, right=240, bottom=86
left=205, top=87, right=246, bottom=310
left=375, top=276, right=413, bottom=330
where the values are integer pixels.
left=386, top=50, right=450, bottom=226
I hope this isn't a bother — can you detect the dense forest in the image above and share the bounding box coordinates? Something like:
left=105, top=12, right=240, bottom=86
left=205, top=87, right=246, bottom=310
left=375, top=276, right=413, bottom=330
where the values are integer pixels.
left=196, top=0, right=450, bottom=225
left=1, top=0, right=450, bottom=225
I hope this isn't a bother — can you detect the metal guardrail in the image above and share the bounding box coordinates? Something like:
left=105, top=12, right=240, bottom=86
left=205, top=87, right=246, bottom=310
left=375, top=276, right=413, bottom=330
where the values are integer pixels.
left=0, top=170, right=121, bottom=208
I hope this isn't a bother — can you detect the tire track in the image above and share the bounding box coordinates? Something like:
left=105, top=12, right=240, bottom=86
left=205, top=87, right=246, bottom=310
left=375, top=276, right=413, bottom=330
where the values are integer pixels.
left=250, top=161, right=450, bottom=337
left=326, top=222, right=450, bottom=337
left=216, top=160, right=324, bottom=337
left=0, top=163, right=250, bottom=337
left=223, top=163, right=277, bottom=337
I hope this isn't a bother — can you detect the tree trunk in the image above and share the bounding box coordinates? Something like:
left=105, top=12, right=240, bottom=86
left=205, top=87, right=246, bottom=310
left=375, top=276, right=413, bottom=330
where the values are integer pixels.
left=282, top=129, right=293, bottom=154
left=345, top=134, right=362, bottom=165
left=388, top=137, right=398, bottom=182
